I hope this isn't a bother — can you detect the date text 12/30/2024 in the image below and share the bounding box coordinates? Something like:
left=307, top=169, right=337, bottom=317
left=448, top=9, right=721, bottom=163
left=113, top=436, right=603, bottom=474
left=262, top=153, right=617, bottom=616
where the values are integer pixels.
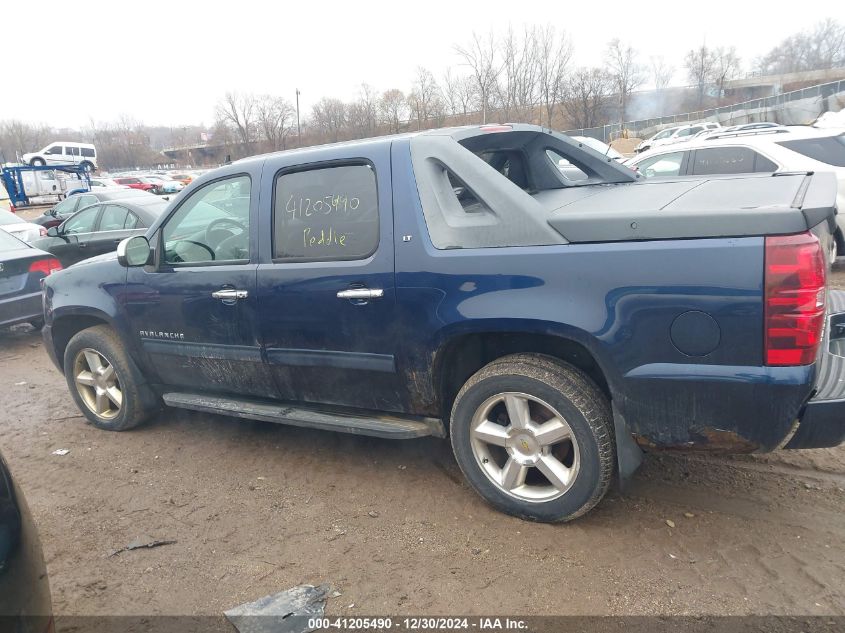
left=306, top=617, right=529, bottom=630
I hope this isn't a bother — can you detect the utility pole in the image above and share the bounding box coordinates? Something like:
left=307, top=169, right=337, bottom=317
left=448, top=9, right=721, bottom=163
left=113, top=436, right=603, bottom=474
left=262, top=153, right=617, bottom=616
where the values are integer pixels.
left=296, top=89, right=301, bottom=147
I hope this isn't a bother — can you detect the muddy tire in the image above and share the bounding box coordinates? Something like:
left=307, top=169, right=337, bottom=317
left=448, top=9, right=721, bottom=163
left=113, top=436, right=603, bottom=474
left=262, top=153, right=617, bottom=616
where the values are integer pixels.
left=63, top=325, right=158, bottom=431
left=450, top=353, right=615, bottom=523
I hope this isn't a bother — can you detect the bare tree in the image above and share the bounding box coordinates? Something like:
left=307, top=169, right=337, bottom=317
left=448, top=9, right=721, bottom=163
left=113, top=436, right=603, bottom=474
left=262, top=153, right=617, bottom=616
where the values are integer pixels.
left=310, top=97, right=346, bottom=142
left=442, top=68, right=462, bottom=117
left=495, top=25, right=541, bottom=122
left=536, top=25, right=572, bottom=128
left=379, top=89, right=408, bottom=134
left=408, top=67, right=443, bottom=130
left=358, top=83, right=379, bottom=136
left=758, top=18, right=845, bottom=74
left=649, top=55, right=675, bottom=117
left=455, top=31, right=500, bottom=123
left=562, top=67, right=612, bottom=129
left=605, top=39, right=645, bottom=124
left=710, top=47, right=741, bottom=99
left=685, top=45, right=716, bottom=108
left=0, top=120, right=51, bottom=162
left=215, top=92, right=256, bottom=145
left=256, top=95, right=295, bottom=151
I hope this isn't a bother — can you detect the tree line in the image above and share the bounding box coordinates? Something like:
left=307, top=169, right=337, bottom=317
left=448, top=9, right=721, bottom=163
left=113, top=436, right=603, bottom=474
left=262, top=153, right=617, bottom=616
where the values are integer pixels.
left=1, top=18, right=843, bottom=169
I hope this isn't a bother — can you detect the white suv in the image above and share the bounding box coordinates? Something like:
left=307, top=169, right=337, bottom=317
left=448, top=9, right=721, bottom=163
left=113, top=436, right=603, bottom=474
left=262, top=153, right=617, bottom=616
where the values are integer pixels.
left=23, top=142, right=98, bottom=172
left=635, top=122, right=721, bottom=154
left=625, top=126, right=845, bottom=253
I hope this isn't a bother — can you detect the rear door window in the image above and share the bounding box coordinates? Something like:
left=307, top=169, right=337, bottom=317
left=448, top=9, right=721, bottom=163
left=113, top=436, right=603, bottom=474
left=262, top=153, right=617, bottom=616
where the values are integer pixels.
left=273, top=164, right=379, bottom=261
left=777, top=136, right=845, bottom=167
left=691, top=147, right=757, bottom=175
left=81, top=147, right=95, bottom=157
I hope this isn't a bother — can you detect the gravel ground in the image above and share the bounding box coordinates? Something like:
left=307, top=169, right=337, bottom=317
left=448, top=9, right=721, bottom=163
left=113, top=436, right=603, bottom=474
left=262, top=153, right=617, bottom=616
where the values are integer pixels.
left=0, top=264, right=843, bottom=618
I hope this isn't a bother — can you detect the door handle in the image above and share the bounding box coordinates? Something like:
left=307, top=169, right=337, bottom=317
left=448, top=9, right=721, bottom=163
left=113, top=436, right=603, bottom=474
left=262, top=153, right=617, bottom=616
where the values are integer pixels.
left=336, top=288, right=384, bottom=300
left=212, top=289, right=248, bottom=301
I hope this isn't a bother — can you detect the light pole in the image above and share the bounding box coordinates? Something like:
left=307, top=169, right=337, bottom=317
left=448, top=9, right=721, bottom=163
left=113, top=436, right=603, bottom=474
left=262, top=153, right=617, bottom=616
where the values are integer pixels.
left=296, top=88, right=301, bottom=147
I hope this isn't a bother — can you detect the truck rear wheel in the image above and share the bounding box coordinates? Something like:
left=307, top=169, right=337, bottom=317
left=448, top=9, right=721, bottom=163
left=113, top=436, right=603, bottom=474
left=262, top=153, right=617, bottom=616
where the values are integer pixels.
left=63, top=325, right=158, bottom=431
left=29, top=157, right=45, bottom=166
left=449, top=353, right=615, bottom=522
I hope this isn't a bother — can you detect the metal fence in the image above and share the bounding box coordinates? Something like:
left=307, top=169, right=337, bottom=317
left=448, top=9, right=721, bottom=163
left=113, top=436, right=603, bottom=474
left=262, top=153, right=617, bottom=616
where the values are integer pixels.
left=566, top=79, right=845, bottom=142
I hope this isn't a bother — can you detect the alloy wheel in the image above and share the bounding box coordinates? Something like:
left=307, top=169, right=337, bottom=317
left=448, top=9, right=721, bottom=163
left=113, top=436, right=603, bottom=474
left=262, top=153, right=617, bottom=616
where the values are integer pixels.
left=73, top=348, right=122, bottom=419
left=470, top=392, right=580, bottom=503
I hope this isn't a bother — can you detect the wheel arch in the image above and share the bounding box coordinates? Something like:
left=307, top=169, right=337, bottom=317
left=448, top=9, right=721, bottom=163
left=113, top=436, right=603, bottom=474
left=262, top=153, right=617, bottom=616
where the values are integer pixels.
left=432, top=325, right=614, bottom=422
left=50, top=309, right=115, bottom=371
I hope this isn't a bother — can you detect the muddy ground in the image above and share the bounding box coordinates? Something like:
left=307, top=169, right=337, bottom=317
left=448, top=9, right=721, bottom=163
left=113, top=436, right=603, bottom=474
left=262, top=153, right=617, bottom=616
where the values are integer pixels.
left=1, top=267, right=844, bottom=617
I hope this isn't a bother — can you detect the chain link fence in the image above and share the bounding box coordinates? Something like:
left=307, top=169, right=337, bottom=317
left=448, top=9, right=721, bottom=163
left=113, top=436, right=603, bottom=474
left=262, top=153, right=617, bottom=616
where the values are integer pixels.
left=566, top=79, right=845, bottom=143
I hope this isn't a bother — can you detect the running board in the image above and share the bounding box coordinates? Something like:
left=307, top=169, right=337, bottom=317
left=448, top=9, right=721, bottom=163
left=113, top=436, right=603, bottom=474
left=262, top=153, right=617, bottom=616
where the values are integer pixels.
left=162, top=392, right=446, bottom=440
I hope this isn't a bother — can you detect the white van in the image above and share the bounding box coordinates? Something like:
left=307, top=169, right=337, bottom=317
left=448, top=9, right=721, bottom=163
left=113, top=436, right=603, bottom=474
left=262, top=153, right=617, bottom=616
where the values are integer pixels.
left=22, top=141, right=98, bottom=172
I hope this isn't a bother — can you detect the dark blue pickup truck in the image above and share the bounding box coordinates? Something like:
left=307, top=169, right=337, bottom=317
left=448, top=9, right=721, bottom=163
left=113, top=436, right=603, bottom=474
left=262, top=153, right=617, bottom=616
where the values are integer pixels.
left=41, top=124, right=845, bottom=522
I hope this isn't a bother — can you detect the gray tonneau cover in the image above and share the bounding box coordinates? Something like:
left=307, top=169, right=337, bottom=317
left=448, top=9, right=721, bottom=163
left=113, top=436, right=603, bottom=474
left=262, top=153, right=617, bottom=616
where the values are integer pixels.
left=544, top=172, right=837, bottom=243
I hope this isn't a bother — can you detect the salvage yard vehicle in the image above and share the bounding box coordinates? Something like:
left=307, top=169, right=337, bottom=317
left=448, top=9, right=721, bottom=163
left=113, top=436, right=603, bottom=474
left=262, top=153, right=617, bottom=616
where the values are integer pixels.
left=32, top=196, right=168, bottom=268
left=0, top=209, right=46, bottom=243
left=23, top=141, right=98, bottom=172
left=0, top=230, right=61, bottom=329
left=40, top=124, right=845, bottom=523
left=635, top=122, right=721, bottom=153
left=32, top=188, right=157, bottom=229
left=626, top=127, right=845, bottom=255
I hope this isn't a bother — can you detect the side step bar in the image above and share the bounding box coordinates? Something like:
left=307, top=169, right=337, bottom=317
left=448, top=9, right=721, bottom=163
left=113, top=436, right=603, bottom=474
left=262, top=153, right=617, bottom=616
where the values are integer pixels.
left=162, top=392, right=446, bottom=440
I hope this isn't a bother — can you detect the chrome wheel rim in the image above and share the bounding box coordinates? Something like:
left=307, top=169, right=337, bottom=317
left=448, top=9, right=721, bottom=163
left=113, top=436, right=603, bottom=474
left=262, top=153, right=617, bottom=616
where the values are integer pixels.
left=73, top=348, right=122, bottom=419
left=470, top=392, right=580, bottom=503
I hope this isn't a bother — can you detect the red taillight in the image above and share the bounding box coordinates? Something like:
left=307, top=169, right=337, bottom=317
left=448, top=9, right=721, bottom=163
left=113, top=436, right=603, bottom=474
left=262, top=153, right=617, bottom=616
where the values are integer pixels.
left=39, top=226, right=47, bottom=237
left=764, top=232, right=827, bottom=366
left=29, top=258, right=63, bottom=276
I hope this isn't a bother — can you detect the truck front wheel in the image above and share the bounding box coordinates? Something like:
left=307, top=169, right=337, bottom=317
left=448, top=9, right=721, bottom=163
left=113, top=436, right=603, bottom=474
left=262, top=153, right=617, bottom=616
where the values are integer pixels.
left=29, top=157, right=45, bottom=166
left=449, top=353, right=615, bottom=522
left=63, top=325, right=158, bottom=431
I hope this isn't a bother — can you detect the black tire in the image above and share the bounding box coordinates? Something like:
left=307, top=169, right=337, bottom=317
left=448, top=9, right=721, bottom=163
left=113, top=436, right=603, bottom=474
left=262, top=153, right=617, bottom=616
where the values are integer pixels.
left=63, top=325, right=158, bottom=431
left=29, top=318, right=44, bottom=331
left=450, top=353, right=615, bottom=523
left=29, top=157, right=45, bottom=166
left=80, top=161, right=94, bottom=174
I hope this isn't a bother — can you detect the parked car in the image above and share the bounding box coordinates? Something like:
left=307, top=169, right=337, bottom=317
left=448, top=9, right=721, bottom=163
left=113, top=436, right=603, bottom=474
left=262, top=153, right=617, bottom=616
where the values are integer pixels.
left=0, top=448, right=53, bottom=630
left=113, top=176, right=159, bottom=193
left=31, top=188, right=157, bottom=229
left=22, top=141, right=98, bottom=172
left=32, top=196, right=168, bottom=267
left=0, top=209, right=46, bottom=242
left=90, top=177, right=130, bottom=189
left=143, top=175, right=184, bottom=194
left=168, top=172, right=194, bottom=186
left=41, top=124, right=844, bottom=524
left=635, top=122, right=721, bottom=153
left=0, top=230, right=61, bottom=328
left=625, top=127, right=845, bottom=254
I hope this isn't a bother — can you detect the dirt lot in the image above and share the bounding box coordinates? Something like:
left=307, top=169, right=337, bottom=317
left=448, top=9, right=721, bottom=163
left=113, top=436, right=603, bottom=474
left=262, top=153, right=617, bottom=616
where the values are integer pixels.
left=1, top=268, right=845, bottom=617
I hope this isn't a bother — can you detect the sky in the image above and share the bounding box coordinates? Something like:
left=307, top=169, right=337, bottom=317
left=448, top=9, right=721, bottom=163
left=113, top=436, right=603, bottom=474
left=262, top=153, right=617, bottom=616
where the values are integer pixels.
left=2, top=0, right=842, bottom=129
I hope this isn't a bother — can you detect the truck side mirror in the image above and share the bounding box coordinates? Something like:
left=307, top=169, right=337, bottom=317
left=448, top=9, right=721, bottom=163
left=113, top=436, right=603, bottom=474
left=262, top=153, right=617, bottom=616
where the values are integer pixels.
left=117, top=236, right=151, bottom=267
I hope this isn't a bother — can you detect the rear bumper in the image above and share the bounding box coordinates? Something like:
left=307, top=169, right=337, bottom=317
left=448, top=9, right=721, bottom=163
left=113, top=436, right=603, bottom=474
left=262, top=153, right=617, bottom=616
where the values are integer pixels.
left=0, top=291, right=42, bottom=328
left=787, top=290, right=845, bottom=449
